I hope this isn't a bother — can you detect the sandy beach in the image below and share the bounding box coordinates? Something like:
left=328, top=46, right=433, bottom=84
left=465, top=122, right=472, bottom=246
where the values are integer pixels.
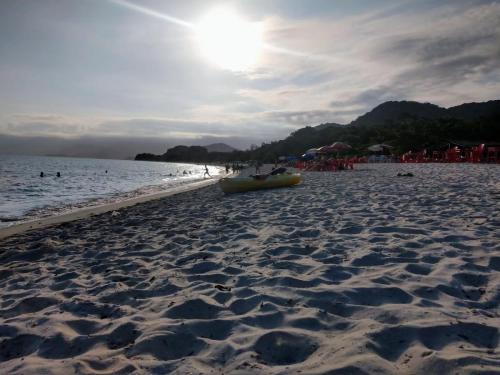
left=0, top=163, right=498, bottom=374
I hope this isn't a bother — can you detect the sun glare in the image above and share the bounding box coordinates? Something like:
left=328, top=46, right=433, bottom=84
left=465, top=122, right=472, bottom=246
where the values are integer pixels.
left=196, top=8, right=263, bottom=71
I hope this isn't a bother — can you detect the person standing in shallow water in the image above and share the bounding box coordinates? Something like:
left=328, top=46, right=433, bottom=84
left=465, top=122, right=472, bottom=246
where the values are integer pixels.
left=204, top=164, right=211, bottom=178
left=255, top=161, right=262, bottom=175
left=40, top=172, right=44, bottom=177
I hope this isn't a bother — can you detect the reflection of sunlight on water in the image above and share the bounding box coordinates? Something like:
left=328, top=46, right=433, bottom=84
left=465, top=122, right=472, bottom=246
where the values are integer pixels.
left=161, top=165, right=223, bottom=182
left=0, top=155, right=225, bottom=228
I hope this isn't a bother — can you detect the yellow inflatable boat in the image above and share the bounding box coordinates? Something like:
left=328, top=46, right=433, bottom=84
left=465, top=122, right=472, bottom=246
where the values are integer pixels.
left=219, top=173, right=302, bottom=193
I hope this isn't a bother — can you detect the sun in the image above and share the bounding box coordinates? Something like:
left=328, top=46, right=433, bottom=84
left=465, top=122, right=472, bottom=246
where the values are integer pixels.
left=196, top=8, right=263, bottom=71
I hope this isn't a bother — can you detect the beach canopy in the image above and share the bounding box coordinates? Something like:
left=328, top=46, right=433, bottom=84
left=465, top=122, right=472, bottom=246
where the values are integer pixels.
left=317, top=145, right=334, bottom=153
left=330, top=142, right=352, bottom=151
left=305, top=148, right=319, bottom=155
left=280, top=155, right=298, bottom=161
left=318, top=142, right=352, bottom=153
left=368, top=144, right=393, bottom=152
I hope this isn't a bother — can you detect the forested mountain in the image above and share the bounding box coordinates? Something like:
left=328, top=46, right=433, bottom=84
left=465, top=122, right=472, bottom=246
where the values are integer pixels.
left=350, top=101, right=446, bottom=127
left=135, top=100, right=500, bottom=163
left=203, top=143, right=237, bottom=153
left=350, top=100, right=500, bottom=126
left=314, top=122, right=343, bottom=131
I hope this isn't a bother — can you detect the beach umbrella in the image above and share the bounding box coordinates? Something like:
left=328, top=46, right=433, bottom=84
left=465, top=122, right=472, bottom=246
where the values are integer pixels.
left=317, top=145, right=335, bottom=153
left=329, top=142, right=352, bottom=151
left=368, top=144, right=383, bottom=152
left=305, top=148, right=319, bottom=155
left=368, top=144, right=393, bottom=152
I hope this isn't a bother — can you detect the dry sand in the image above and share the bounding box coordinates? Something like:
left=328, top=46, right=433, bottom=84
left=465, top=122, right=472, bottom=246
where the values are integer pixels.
left=0, top=163, right=498, bottom=374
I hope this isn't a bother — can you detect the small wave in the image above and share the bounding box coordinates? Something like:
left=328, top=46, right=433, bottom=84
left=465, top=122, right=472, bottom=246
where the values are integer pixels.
left=0, top=217, right=21, bottom=223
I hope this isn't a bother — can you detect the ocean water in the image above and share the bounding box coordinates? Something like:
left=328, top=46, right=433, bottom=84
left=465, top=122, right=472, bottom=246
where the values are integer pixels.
left=0, top=155, right=223, bottom=228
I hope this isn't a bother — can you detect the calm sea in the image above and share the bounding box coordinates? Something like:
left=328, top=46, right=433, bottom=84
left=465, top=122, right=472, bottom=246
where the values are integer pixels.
left=0, top=155, right=223, bottom=228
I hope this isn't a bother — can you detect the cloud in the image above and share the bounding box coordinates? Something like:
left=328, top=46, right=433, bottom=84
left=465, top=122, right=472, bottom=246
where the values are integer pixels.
left=330, top=86, right=405, bottom=109
left=1, top=0, right=499, bottom=145
left=257, top=1, right=500, bottom=118
left=3, top=115, right=221, bottom=138
left=377, top=3, right=500, bottom=86
left=0, top=112, right=291, bottom=150
left=0, top=133, right=261, bottom=159
left=264, top=109, right=360, bottom=125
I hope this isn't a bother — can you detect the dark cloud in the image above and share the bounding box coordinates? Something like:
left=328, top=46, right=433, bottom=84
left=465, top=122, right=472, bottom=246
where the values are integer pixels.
left=388, top=33, right=498, bottom=63
left=330, top=86, right=404, bottom=108
left=328, top=85, right=410, bottom=117
left=6, top=122, right=69, bottom=134
left=96, top=118, right=287, bottom=140
left=378, top=4, right=500, bottom=87
left=331, top=3, right=500, bottom=113
left=399, top=53, right=500, bottom=87
left=4, top=117, right=277, bottom=140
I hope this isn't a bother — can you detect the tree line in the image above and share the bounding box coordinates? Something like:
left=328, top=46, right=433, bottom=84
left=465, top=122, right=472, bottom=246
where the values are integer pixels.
left=136, top=115, right=499, bottom=163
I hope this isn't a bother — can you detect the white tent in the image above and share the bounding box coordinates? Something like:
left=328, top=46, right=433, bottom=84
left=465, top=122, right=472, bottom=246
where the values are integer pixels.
left=368, top=144, right=393, bottom=152
left=305, top=148, right=319, bottom=155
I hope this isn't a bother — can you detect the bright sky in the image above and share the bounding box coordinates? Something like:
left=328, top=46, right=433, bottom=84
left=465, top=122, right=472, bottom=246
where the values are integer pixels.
left=1, top=0, right=499, bottom=152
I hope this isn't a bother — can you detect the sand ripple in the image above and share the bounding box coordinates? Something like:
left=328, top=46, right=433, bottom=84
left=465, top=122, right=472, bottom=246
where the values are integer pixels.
left=0, top=164, right=499, bottom=374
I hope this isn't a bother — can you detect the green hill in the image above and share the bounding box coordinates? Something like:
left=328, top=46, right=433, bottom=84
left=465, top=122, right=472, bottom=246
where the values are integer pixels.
left=135, top=100, right=500, bottom=163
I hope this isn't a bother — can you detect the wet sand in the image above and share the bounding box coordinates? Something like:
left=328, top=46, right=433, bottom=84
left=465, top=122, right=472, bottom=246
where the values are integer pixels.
left=0, top=164, right=498, bottom=374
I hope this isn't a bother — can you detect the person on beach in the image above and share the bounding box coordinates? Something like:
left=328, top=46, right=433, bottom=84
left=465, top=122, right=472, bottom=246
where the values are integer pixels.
left=251, top=166, right=287, bottom=180
left=204, top=165, right=211, bottom=177
left=255, top=161, right=262, bottom=174
left=270, top=167, right=287, bottom=175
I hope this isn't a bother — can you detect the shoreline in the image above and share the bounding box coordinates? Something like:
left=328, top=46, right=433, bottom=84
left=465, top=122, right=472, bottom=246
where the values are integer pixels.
left=0, top=176, right=221, bottom=240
